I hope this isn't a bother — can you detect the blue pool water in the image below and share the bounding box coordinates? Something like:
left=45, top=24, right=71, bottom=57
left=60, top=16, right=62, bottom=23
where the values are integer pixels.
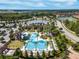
left=25, top=32, right=47, bottom=51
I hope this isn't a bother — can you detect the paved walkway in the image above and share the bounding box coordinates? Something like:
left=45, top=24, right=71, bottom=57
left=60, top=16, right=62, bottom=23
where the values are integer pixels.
left=68, top=47, right=79, bottom=59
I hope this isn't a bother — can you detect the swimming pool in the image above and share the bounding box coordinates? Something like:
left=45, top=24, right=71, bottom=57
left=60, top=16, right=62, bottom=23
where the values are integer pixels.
left=24, top=32, right=47, bottom=51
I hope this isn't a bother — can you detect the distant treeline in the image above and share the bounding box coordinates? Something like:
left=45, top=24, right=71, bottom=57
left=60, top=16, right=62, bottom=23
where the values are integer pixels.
left=0, top=12, right=56, bottom=21
left=0, top=13, right=32, bottom=21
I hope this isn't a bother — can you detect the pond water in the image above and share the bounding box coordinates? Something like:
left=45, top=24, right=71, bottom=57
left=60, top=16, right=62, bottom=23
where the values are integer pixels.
left=58, top=16, right=77, bottom=21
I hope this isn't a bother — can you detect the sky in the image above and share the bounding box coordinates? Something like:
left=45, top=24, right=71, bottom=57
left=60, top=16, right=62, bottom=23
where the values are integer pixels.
left=0, top=0, right=79, bottom=10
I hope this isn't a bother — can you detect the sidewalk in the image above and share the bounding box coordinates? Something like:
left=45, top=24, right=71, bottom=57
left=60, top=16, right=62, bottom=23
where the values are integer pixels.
left=68, top=47, right=79, bottom=59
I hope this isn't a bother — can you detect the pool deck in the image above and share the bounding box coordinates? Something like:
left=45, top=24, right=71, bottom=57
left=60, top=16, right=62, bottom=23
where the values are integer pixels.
left=21, top=32, right=59, bottom=56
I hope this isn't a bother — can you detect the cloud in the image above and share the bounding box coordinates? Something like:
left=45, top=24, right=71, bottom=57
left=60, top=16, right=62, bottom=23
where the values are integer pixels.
left=53, top=3, right=61, bottom=7
left=67, top=0, right=77, bottom=5
left=50, top=0, right=67, bottom=2
left=0, top=0, right=20, bottom=4
left=34, top=2, right=46, bottom=7
left=0, top=0, right=46, bottom=9
left=50, top=0, right=77, bottom=5
left=0, top=0, right=78, bottom=9
left=50, top=0, right=77, bottom=2
left=21, top=2, right=46, bottom=7
left=0, top=0, right=46, bottom=7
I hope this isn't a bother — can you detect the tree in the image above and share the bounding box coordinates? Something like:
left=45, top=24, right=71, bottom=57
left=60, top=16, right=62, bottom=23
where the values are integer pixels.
left=14, top=48, right=23, bottom=59
left=0, top=37, right=4, bottom=41
left=0, top=54, right=5, bottom=59
left=42, top=50, right=46, bottom=59
left=25, top=50, right=28, bottom=58
left=30, top=51, right=33, bottom=57
left=9, top=33, right=15, bottom=40
left=64, top=19, right=69, bottom=26
left=37, top=51, right=40, bottom=59
left=72, top=43, right=79, bottom=52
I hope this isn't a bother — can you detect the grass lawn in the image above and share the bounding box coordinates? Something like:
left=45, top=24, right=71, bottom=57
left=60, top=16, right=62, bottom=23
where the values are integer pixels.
left=0, top=55, right=14, bottom=59
left=0, top=55, right=3, bottom=59
left=8, top=40, right=24, bottom=49
left=5, top=56, right=14, bottom=59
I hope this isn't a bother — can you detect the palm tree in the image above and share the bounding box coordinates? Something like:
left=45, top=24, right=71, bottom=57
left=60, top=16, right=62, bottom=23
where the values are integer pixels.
left=52, top=50, right=55, bottom=57
left=37, top=51, right=40, bottom=58
left=48, top=51, right=51, bottom=57
left=9, top=29, right=15, bottom=40
left=0, top=37, right=4, bottom=41
left=14, top=48, right=23, bottom=59
left=30, top=51, right=33, bottom=57
left=10, top=29, right=14, bottom=34
left=25, top=50, right=28, bottom=58
left=42, top=50, right=46, bottom=59
left=55, top=50, right=61, bottom=58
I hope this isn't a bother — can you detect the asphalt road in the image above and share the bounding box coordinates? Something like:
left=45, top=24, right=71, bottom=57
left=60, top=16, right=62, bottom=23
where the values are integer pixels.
left=56, top=20, right=79, bottom=43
